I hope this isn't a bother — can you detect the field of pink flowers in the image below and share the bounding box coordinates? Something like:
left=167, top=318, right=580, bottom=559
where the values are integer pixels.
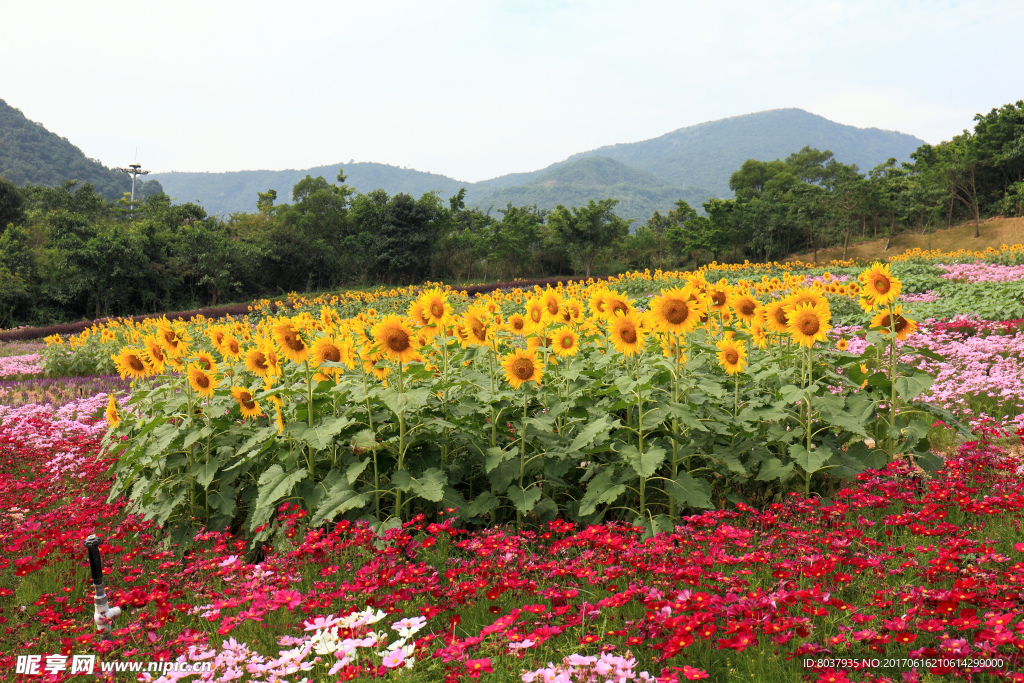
left=4, top=263, right=1024, bottom=682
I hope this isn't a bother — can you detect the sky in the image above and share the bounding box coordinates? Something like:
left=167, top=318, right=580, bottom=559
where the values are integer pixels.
left=4, top=0, right=1021, bottom=182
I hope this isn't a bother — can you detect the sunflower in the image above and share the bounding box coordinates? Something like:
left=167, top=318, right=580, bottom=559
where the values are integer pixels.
left=372, top=315, right=422, bottom=363
left=230, top=386, right=263, bottom=419
left=784, top=287, right=827, bottom=312
left=648, top=287, right=703, bottom=334
left=273, top=320, right=310, bottom=364
left=871, top=306, right=918, bottom=341
left=716, top=338, right=747, bottom=375
left=607, top=311, right=646, bottom=356
left=707, top=280, right=732, bottom=314
left=561, top=298, right=585, bottom=324
left=525, top=298, right=548, bottom=328
left=105, top=394, right=120, bottom=428
left=764, top=299, right=791, bottom=335
left=221, top=335, right=243, bottom=360
left=156, top=323, right=189, bottom=358
left=602, top=292, right=634, bottom=319
left=540, top=289, right=563, bottom=320
left=658, top=333, right=687, bottom=362
left=551, top=326, right=579, bottom=357
left=459, top=308, right=492, bottom=348
left=731, top=292, right=760, bottom=323
left=500, top=349, right=544, bottom=389
left=187, top=363, right=218, bottom=398
left=209, top=326, right=228, bottom=352
left=506, top=313, right=529, bottom=335
left=194, top=351, right=219, bottom=375
left=786, top=302, right=832, bottom=348
left=860, top=263, right=902, bottom=308
left=113, top=347, right=152, bottom=381
left=245, top=347, right=273, bottom=378
left=836, top=338, right=850, bottom=351
left=311, top=336, right=354, bottom=378
left=142, top=336, right=166, bottom=374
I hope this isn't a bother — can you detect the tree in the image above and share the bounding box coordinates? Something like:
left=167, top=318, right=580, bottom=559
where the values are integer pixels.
left=0, top=177, right=25, bottom=231
left=547, top=198, right=630, bottom=278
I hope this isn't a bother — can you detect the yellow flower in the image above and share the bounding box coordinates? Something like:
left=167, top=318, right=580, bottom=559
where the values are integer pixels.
left=187, top=363, right=218, bottom=398
left=607, top=311, right=646, bottom=356
left=525, top=298, right=548, bottom=329
left=764, top=299, right=791, bottom=335
left=245, top=346, right=274, bottom=377
left=860, top=263, right=901, bottom=308
left=311, top=336, right=354, bottom=378
left=836, top=338, right=850, bottom=351
left=786, top=302, right=831, bottom=348
left=230, top=386, right=263, bottom=419
left=458, top=307, right=492, bottom=348
left=501, top=348, right=544, bottom=389
left=871, top=306, right=918, bottom=341
left=602, top=291, right=634, bottom=319
left=273, top=320, right=310, bottom=364
left=193, top=351, right=219, bottom=375
left=506, top=313, right=529, bottom=335
left=156, top=323, right=189, bottom=358
left=716, top=338, right=747, bottom=375
left=105, top=394, right=120, bottom=428
left=551, top=326, right=579, bottom=357
left=112, top=348, right=151, bottom=381
left=220, top=335, right=243, bottom=360
left=372, top=315, right=422, bottom=363
left=648, top=286, right=704, bottom=334
left=731, top=292, right=760, bottom=323
left=707, top=280, right=732, bottom=313
left=540, top=289, right=563, bottom=320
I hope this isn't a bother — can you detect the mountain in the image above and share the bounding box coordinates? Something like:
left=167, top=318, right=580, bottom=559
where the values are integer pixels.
left=566, top=108, right=926, bottom=195
left=465, top=156, right=714, bottom=224
left=2, top=99, right=926, bottom=223
left=152, top=108, right=925, bottom=221
left=150, top=162, right=468, bottom=215
left=0, top=98, right=132, bottom=199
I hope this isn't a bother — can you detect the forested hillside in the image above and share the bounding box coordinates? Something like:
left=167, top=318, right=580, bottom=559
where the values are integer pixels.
left=0, top=99, right=135, bottom=200
left=150, top=108, right=923, bottom=219
left=569, top=108, right=926, bottom=195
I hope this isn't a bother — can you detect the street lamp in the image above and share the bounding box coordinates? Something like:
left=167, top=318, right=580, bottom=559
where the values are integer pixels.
left=114, top=163, right=149, bottom=219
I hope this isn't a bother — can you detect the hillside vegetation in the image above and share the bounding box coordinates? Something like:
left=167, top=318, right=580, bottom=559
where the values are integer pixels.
left=0, top=99, right=136, bottom=200
left=148, top=108, right=923, bottom=219
left=787, top=216, right=1024, bottom=263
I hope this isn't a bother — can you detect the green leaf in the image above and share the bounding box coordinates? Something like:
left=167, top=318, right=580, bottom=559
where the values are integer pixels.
left=300, top=417, right=354, bottom=450
left=345, top=458, right=371, bottom=485
left=351, top=428, right=379, bottom=452
left=915, top=452, right=944, bottom=473
left=408, top=468, right=446, bottom=502
left=755, top=457, right=794, bottom=482
left=508, top=485, right=542, bottom=514
left=894, top=373, right=933, bottom=402
left=193, top=460, right=219, bottom=490
left=309, top=478, right=368, bottom=527
left=665, top=472, right=713, bottom=509
left=466, top=491, right=500, bottom=518
left=207, top=485, right=236, bottom=517
left=485, top=446, right=514, bottom=473
left=790, top=444, right=832, bottom=475
left=255, top=464, right=308, bottom=512
left=579, top=468, right=626, bottom=516
left=620, top=444, right=666, bottom=478
left=568, top=416, right=615, bottom=453
left=780, top=384, right=807, bottom=404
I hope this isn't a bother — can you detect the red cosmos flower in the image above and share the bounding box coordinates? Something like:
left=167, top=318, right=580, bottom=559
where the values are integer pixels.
left=464, top=658, right=493, bottom=678
left=816, top=670, right=850, bottom=683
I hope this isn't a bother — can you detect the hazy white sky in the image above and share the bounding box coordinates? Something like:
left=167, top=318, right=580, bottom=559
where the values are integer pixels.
left=5, top=0, right=1021, bottom=181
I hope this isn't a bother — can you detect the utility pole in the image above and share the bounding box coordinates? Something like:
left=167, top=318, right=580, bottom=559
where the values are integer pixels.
left=114, top=163, right=149, bottom=219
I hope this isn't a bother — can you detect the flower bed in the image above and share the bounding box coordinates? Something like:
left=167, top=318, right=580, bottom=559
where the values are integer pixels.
left=2, top=408, right=1024, bottom=682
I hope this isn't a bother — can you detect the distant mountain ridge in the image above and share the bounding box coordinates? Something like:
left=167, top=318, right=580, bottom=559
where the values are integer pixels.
left=566, top=108, right=926, bottom=195
left=0, top=100, right=927, bottom=223
left=0, top=98, right=131, bottom=200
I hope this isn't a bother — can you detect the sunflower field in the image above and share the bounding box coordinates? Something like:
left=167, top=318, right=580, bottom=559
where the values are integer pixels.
left=8, top=248, right=1024, bottom=682
left=55, top=261, right=949, bottom=545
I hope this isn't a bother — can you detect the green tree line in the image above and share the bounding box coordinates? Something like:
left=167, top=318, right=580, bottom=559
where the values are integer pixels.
left=0, top=101, right=1020, bottom=327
